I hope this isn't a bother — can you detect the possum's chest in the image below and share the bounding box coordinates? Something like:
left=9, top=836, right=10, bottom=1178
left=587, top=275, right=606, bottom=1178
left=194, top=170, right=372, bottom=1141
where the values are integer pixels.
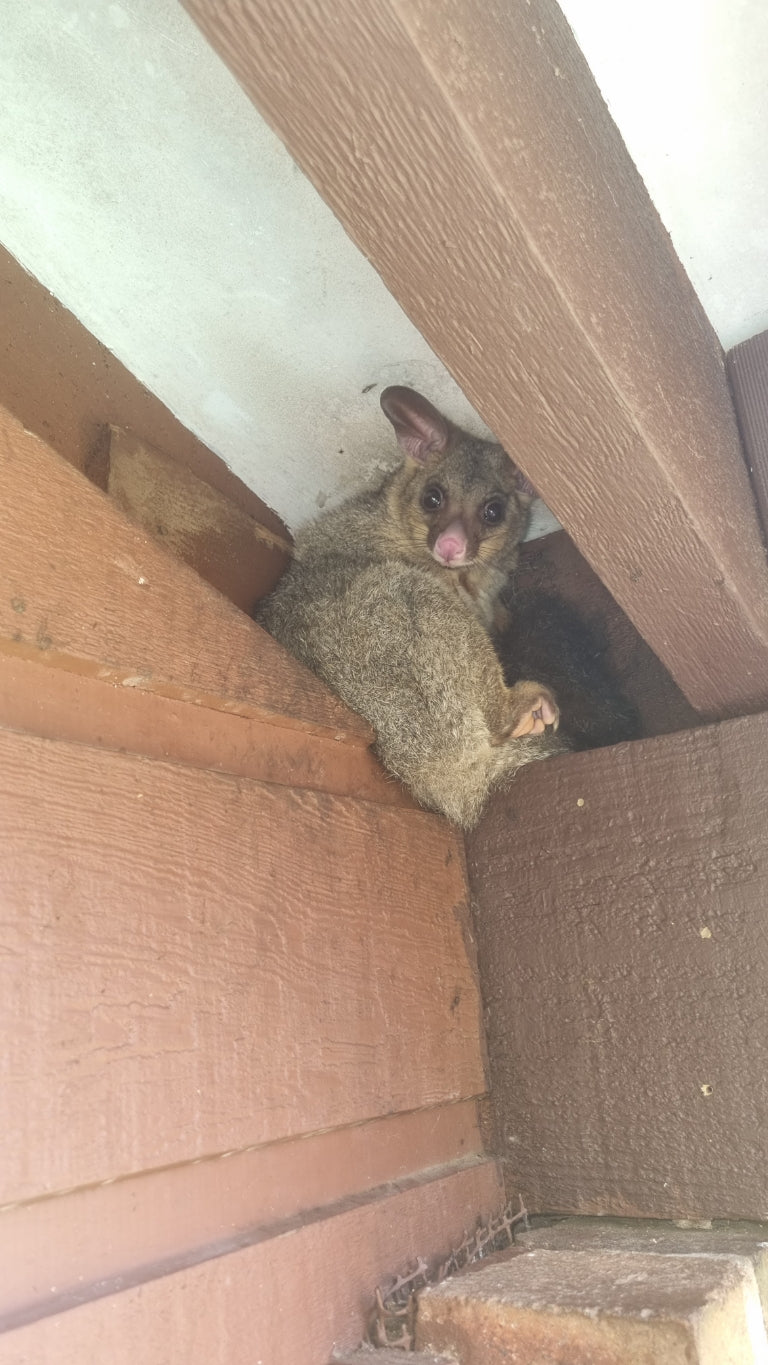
left=443, top=565, right=505, bottom=633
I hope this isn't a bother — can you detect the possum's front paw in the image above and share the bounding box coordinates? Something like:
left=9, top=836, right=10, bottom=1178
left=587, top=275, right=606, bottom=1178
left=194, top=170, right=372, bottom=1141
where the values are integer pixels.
left=503, top=680, right=560, bottom=739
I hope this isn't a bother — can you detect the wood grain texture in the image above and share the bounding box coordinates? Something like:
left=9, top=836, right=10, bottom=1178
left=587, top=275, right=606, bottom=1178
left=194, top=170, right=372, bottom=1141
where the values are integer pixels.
left=0, top=643, right=409, bottom=807
left=0, top=1103, right=486, bottom=1330
left=106, top=426, right=291, bottom=613
left=467, top=711, right=768, bottom=1220
left=728, top=328, right=768, bottom=543
left=0, top=1161, right=504, bottom=1364
left=183, top=0, right=768, bottom=717
left=0, top=725, right=481, bottom=1201
left=0, top=411, right=369, bottom=740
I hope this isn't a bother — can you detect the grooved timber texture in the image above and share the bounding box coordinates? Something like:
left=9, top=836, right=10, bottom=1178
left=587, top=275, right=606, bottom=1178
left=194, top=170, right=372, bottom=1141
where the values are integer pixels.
left=0, top=652, right=410, bottom=807
left=0, top=403, right=496, bottom=1356
left=728, top=329, right=768, bottom=543
left=0, top=724, right=481, bottom=1201
left=184, top=0, right=768, bottom=718
left=0, top=408, right=367, bottom=740
left=0, top=1162, right=504, bottom=1365
left=467, top=711, right=768, bottom=1221
left=0, top=1105, right=487, bottom=1332
left=105, top=426, right=291, bottom=613
left=0, top=243, right=289, bottom=575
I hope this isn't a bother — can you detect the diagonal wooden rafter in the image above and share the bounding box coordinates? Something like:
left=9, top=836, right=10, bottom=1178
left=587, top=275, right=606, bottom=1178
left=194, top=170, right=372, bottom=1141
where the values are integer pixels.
left=184, top=0, right=768, bottom=720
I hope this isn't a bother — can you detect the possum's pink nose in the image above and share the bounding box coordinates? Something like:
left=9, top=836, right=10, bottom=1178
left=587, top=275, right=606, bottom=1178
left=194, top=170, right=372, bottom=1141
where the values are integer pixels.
left=433, top=521, right=468, bottom=566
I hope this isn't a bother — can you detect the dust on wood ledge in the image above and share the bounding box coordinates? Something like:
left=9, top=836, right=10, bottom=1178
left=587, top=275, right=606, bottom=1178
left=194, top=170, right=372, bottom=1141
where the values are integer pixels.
left=184, top=0, right=768, bottom=720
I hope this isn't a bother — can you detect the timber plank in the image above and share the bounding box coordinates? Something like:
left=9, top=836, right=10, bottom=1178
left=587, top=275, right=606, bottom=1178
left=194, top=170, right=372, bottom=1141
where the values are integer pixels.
left=0, top=653, right=410, bottom=807
left=728, top=328, right=768, bottom=543
left=0, top=1104, right=487, bottom=1331
left=0, top=726, right=482, bottom=1202
left=467, top=711, right=768, bottom=1220
left=184, top=0, right=768, bottom=717
left=0, top=411, right=369, bottom=741
left=0, top=1161, right=504, bottom=1364
left=515, top=531, right=699, bottom=739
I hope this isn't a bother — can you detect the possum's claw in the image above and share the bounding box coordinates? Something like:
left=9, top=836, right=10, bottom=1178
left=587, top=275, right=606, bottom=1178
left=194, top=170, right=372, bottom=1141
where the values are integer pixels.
left=505, top=681, right=560, bottom=739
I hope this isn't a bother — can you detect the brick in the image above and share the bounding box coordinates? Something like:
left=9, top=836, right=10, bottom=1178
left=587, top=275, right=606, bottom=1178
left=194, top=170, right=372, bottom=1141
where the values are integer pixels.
left=416, top=1248, right=768, bottom=1364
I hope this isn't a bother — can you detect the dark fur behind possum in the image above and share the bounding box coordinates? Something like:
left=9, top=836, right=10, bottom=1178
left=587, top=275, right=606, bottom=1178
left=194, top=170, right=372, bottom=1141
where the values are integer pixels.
left=496, top=591, right=641, bottom=750
left=256, top=387, right=567, bottom=828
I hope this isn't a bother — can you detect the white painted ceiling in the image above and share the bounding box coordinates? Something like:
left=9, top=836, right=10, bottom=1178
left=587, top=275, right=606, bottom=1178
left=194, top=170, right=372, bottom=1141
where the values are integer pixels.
left=559, top=0, right=768, bottom=350
left=1, top=0, right=766, bottom=534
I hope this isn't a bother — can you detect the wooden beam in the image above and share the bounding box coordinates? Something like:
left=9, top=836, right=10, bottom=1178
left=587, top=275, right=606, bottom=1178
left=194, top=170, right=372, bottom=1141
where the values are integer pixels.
left=0, top=652, right=412, bottom=807
left=184, top=0, right=768, bottom=719
left=727, top=328, right=768, bottom=544
left=0, top=1103, right=487, bottom=1331
left=0, top=400, right=494, bottom=1356
left=0, top=1163, right=503, bottom=1365
left=0, top=409, right=368, bottom=741
left=467, top=711, right=768, bottom=1221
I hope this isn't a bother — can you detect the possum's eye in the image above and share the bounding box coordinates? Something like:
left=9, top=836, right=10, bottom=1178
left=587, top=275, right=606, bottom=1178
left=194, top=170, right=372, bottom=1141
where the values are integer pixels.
left=421, top=485, right=444, bottom=511
left=482, top=498, right=506, bottom=525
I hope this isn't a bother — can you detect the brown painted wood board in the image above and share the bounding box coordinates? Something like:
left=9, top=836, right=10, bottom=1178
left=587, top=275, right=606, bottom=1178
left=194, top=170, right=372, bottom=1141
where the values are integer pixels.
left=0, top=410, right=369, bottom=741
left=0, top=1161, right=504, bottom=1364
left=728, top=328, right=768, bottom=544
left=0, top=725, right=482, bottom=1201
left=106, top=426, right=291, bottom=613
left=0, top=244, right=288, bottom=546
left=466, top=712, right=768, bottom=1220
left=183, top=0, right=768, bottom=718
left=0, top=651, right=409, bottom=808
left=0, top=1103, right=486, bottom=1331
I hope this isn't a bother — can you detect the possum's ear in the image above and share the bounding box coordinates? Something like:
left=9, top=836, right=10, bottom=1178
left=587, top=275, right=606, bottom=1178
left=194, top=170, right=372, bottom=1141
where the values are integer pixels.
left=380, top=386, right=452, bottom=464
left=510, top=466, right=537, bottom=503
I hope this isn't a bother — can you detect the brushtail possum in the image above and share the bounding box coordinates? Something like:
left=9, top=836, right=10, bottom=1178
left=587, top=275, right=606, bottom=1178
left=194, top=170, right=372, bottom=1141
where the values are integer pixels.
left=256, top=387, right=566, bottom=828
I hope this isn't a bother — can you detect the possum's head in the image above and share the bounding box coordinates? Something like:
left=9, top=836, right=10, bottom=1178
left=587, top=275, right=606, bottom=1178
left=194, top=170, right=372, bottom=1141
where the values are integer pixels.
left=380, top=386, right=532, bottom=572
